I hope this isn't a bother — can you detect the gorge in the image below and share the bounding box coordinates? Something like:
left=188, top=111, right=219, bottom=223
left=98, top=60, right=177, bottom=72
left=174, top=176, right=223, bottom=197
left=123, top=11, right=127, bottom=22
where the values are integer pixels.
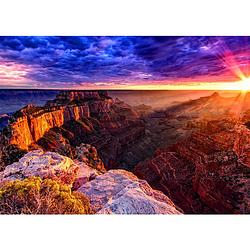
left=0, top=90, right=250, bottom=214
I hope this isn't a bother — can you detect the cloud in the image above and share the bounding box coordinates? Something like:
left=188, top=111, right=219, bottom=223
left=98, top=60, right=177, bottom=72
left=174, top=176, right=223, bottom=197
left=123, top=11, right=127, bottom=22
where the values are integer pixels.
left=0, top=36, right=250, bottom=88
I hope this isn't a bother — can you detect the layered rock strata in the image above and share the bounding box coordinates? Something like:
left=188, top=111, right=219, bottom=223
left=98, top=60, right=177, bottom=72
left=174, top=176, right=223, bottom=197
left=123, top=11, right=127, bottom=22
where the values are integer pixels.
left=135, top=119, right=250, bottom=214
left=0, top=91, right=145, bottom=169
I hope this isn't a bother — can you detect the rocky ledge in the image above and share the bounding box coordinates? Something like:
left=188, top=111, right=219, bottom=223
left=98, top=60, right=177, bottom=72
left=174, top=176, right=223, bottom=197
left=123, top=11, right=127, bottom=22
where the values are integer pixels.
left=0, top=148, right=182, bottom=215
left=78, top=169, right=182, bottom=214
left=0, top=145, right=104, bottom=187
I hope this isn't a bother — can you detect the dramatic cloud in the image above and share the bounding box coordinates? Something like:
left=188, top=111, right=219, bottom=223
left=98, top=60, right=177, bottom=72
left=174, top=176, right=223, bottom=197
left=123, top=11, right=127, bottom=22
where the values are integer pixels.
left=0, top=36, right=250, bottom=89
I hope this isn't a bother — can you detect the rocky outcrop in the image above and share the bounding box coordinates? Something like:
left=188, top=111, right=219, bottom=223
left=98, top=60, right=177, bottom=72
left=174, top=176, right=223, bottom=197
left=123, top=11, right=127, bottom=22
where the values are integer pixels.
left=0, top=91, right=145, bottom=169
left=46, top=90, right=113, bottom=115
left=0, top=91, right=116, bottom=151
left=0, top=149, right=182, bottom=215
left=0, top=150, right=78, bottom=185
left=5, top=103, right=90, bottom=150
left=75, top=143, right=106, bottom=173
left=0, top=144, right=105, bottom=189
left=78, top=169, right=182, bottom=214
left=72, top=143, right=106, bottom=189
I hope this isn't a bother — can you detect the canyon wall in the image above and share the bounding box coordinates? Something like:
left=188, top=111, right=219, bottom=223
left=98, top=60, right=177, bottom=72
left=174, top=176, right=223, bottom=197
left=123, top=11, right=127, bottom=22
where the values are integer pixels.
left=8, top=104, right=90, bottom=150
left=0, top=91, right=145, bottom=169
left=134, top=119, right=250, bottom=214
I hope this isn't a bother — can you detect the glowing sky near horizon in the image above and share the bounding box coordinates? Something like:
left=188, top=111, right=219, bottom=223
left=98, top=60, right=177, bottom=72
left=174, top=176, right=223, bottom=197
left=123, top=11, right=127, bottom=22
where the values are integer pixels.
left=0, top=36, right=250, bottom=90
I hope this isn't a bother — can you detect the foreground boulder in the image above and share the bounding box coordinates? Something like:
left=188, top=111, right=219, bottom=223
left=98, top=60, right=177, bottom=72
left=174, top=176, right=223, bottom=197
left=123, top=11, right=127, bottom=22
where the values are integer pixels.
left=0, top=150, right=78, bottom=185
left=0, top=149, right=104, bottom=188
left=78, top=169, right=182, bottom=214
left=0, top=150, right=181, bottom=214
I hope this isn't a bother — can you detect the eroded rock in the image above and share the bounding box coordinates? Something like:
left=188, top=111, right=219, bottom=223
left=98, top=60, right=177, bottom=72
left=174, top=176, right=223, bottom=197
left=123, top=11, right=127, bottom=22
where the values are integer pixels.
left=78, top=169, right=182, bottom=214
left=0, top=150, right=78, bottom=185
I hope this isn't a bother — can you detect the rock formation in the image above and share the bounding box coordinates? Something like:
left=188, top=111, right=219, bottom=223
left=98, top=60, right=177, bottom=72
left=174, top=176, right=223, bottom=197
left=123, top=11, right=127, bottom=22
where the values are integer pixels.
left=78, top=169, right=182, bottom=214
left=0, top=150, right=78, bottom=185
left=0, top=143, right=106, bottom=188
left=0, top=149, right=182, bottom=215
left=0, top=91, right=145, bottom=169
left=1, top=91, right=250, bottom=214
left=75, top=143, right=106, bottom=173
left=135, top=118, right=250, bottom=214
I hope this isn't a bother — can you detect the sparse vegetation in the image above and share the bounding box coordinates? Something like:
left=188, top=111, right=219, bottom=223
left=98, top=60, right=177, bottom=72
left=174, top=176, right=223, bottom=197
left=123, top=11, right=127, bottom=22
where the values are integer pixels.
left=0, top=177, right=92, bottom=214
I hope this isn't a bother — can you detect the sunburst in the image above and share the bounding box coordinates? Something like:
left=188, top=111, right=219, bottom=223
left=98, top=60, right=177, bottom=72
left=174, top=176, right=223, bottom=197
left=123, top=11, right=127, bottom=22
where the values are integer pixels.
left=239, top=77, right=250, bottom=91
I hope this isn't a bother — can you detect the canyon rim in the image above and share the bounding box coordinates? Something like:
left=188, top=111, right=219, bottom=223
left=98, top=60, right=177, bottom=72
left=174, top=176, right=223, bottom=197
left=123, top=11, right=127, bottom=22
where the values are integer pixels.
left=0, top=36, right=250, bottom=214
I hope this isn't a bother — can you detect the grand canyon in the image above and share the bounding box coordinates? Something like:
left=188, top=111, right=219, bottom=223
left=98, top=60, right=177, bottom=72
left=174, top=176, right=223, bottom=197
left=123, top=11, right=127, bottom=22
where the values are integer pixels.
left=0, top=36, right=250, bottom=214
left=0, top=89, right=249, bottom=214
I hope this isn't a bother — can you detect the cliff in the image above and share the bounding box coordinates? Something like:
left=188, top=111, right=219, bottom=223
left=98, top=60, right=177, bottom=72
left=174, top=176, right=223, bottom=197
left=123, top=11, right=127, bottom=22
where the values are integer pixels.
left=5, top=91, right=109, bottom=150
left=134, top=118, right=250, bottom=214
left=0, top=91, right=145, bottom=168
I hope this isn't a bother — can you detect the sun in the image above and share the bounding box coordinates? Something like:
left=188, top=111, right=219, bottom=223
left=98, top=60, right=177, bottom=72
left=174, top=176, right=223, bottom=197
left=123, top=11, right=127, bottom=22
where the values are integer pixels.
left=240, top=78, right=250, bottom=91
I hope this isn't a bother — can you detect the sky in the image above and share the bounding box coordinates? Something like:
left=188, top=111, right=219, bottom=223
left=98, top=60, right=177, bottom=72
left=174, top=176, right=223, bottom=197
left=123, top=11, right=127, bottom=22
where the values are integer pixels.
left=0, top=36, right=250, bottom=90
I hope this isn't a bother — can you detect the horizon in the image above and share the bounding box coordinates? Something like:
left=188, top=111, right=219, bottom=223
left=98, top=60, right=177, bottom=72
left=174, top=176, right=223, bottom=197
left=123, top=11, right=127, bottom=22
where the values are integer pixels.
left=0, top=87, right=245, bottom=93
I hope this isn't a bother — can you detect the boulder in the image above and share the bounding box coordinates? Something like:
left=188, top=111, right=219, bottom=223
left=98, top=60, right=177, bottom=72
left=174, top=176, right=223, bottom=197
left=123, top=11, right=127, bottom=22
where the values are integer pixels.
left=0, top=150, right=78, bottom=185
left=78, top=169, right=182, bottom=214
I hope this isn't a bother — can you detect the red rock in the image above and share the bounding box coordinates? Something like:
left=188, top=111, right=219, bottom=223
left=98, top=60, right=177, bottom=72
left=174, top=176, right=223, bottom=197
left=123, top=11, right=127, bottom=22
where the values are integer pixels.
left=134, top=118, right=250, bottom=214
left=0, top=91, right=145, bottom=169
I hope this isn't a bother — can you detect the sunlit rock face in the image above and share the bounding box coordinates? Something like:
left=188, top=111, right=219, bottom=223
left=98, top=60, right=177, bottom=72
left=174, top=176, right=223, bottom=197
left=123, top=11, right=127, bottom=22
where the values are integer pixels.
left=0, top=91, right=145, bottom=169
left=135, top=118, right=250, bottom=214
left=78, top=169, right=182, bottom=214
left=2, top=91, right=113, bottom=152
left=6, top=103, right=90, bottom=150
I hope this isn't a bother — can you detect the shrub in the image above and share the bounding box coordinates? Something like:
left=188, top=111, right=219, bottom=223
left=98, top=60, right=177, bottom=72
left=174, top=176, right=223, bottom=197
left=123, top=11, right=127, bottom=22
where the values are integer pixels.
left=0, top=177, right=92, bottom=214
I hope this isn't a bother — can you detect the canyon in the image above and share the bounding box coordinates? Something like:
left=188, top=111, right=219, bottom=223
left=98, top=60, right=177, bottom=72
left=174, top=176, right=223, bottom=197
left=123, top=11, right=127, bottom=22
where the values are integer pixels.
left=0, top=91, right=145, bottom=169
left=0, top=90, right=250, bottom=214
left=135, top=93, right=250, bottom=214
